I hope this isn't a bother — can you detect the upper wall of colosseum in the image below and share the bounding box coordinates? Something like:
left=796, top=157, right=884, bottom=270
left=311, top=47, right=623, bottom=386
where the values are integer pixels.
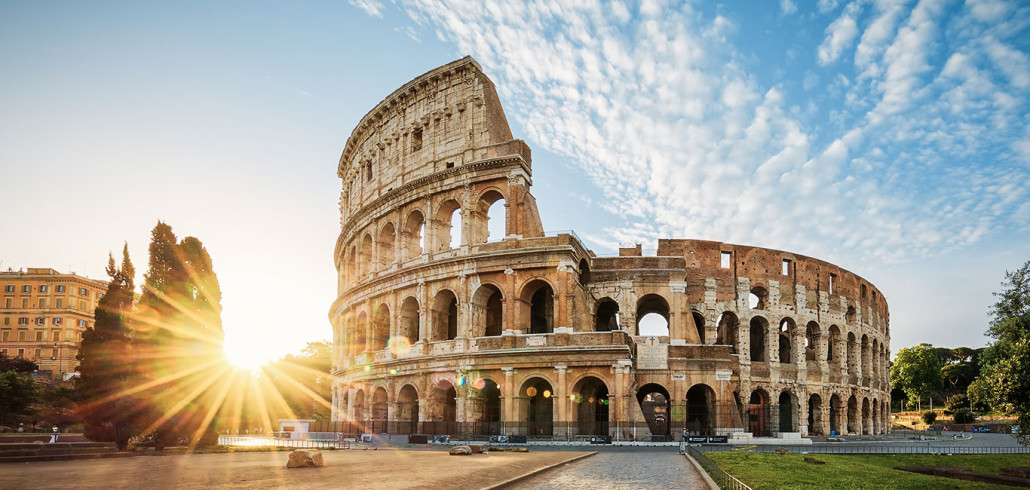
left=336, top=56, right=530, bottom=217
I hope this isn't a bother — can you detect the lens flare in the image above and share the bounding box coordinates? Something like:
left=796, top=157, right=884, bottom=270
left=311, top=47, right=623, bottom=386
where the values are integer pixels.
left=472, top=378, right=486, bottom=390
left=388, top=336, right=412, bottom=356
left=526, top=386, right=537, bottom=397
left=543, top=389, right=551, bottom=398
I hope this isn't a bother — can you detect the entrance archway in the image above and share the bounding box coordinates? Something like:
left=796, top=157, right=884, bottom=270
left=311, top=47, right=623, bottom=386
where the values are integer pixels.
left=371, top=387, right=389, bottom=433
left=523, top=378, right=554, bottom=436
left=749, top=389, right=770, bottom=437
left=686, top=384, right=716, bottom=435
left=829, top=394, right=842, bottom=435
left=778, top=391, right=795, bottom=433
left=637, top=383, right=671, bottom=439
left=847, top=395, right=858, bottom=434
left=572, top=377, right=609, bottom=436
left=468, top=378, right=501, bottom=435
left=397, top=385, right=419, bottom=434
left=808, top=393, right=823, bottom=436
left=426, top=380, right=457, bottom=435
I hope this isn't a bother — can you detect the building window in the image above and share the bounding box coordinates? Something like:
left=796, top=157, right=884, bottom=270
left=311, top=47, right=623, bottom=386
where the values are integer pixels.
left=0, top=348, right=6, bottom=355
left=79, top=288, right=88, bottom=296
left=38, top=298, right=46, bottom=308
left=18, top=317, right=28, bottom=325
left=18, top=330, right=27, bottom=341
left=4, top=285, right=12, bottom=293
left=364, top=161, right=373, bottom=181
left=77, top=319, right=87, bottom=327
left=829, top=273, right=837, bottom=294
left=39, top=285, right=47, bottom=293
left=17, top=348, right=24, bottom=358
left=782, top=259, right=791, bottom=275
left=720, top=251, right=732, bottom=269
left=51, top=348, right=58, bottom=358
left=52, top=330, right=60, bottom=342
left=34, top=348, right=41, bottom=358
left=53, top=317, right=62, bottom=326
left=56, top=285, right=64, bottom=293
left=411, top=128, right=423, bottom=151
left=34, top=330, right=43, bottom=341
left=55, top=298, right=63, bottom=308
left=2, top=317, right=8, bottom=325
left=22, top=285, right=30, bottom=293
left=4, top=298, right=10, bottom=308
left=35, top=317, right=45, bottom=326
left=1, top=330, right=8, bottom=341
left=21, top=298, right=28, bottom=308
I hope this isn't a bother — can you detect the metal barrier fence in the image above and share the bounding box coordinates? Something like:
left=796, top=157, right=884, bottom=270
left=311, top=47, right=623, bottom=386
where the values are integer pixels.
left=687, top=446, right=751, bottom=490
left=701, top=444, right=1030, bottom=454
left=217, top=436, right=350, bottom=449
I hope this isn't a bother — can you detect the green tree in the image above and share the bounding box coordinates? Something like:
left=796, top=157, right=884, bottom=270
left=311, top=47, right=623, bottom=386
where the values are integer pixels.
left=135, top=222, right=225, bottom=448
left=890, top=343, right=943, bottom=411
left=76, top=245, right=141, bottom=450
left=978, top=260, right=1030, bottom=444
left=264, top=341, right=333, bottom=422
left=0, top=353, right=39, bottom=426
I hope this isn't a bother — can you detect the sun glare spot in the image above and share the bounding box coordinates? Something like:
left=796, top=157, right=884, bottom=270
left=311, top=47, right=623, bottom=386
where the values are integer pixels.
left=225, top=344, right=269, bottom=370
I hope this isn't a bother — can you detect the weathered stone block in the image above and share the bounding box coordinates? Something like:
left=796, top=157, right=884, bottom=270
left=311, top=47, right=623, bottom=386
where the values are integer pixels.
left=287, top=449, right=324, bottom=468
left=449, top=445, right=472, bottom=455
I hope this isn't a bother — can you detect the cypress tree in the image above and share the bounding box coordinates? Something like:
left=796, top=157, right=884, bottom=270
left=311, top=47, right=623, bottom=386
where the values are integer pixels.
left=77, top=244, right=139, bottom=450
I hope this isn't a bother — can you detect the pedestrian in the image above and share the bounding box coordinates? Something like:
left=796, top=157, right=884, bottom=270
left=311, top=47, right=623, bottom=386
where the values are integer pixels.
left=679, top=427, right=688, bottom=454
left=50, top=425, right=59, bottom=443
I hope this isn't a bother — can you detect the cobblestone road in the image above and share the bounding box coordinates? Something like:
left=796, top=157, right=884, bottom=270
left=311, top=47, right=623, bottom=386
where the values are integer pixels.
left=507, top=449, right=709, bottom=489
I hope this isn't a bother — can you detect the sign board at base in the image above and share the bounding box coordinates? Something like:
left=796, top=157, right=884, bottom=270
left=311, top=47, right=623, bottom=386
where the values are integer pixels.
left=715, top=370, right=732, bottom=381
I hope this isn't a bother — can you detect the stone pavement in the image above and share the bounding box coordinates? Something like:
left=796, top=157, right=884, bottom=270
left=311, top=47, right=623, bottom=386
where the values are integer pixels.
left=507, top=448, right=710, bottom=489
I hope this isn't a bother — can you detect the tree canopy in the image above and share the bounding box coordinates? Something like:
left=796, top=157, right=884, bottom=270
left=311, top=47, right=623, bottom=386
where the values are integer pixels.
left=890, top=343, right=943, bottom=405
left=977, top=260, right=1030, bottom=444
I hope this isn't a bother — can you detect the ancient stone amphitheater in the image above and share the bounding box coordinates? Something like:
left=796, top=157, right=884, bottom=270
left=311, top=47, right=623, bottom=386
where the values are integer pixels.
left=329, top=57, right=890, bottom=441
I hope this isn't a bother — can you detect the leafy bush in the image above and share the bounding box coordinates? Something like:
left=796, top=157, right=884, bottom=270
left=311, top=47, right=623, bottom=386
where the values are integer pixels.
left=921, top=411, right=938, bottom=425
left=946, top=394, right=968, bottom=411
left=953, top=408, right=976, bottom=424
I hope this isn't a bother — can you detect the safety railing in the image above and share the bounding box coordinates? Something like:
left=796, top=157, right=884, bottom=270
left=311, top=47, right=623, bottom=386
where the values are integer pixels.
left=687, top=446, right=751, bottom=490
left=701, top=444, right=1030, bottom=454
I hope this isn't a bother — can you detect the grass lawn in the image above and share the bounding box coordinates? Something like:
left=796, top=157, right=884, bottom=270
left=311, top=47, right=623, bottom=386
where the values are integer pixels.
left=705, top=452, right=1030, bottom=489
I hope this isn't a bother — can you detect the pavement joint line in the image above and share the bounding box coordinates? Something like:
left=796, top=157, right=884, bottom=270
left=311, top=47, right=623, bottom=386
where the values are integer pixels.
left=480, top=451, right=597, bottom=490
left=683, top=452, right=721, bottom=490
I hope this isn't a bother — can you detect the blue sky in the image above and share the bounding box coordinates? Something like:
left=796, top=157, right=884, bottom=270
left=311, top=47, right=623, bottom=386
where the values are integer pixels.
left=1, top=0, right=1027, bottom=364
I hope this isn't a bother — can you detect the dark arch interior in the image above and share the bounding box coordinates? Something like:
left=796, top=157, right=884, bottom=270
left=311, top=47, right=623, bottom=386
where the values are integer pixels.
left=595, top=300, right=619, bottom=331
left=749, top=390, right=769, bottom=437
left=528, top=282, right=554, bottom=334
left=526, top=378, right=554, bottom=436
left=637, top=383, right=671, bottom=438
left=686, top=384, right=715, bottom=435
left=778, top=391, right=794, bottom=432
left=692, top=311, right=705, bottom=344
left=575, top=377, right=609, bottom=436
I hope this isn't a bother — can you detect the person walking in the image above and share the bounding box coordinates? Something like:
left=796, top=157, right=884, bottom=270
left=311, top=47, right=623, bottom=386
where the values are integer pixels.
left=50, top=425, right=59, bottom=443
left=679, top=427, right=688, bottom=454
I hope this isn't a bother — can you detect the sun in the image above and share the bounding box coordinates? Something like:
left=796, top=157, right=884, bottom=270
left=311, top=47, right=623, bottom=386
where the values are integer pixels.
left=224, top=343, right=270, bottom=370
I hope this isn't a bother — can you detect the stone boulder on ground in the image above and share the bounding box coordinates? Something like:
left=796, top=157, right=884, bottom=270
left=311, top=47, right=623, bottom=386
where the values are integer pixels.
left=468, top=444, right=485, bottom=453
left=449, top=445, right=472, bottom=455
left=287, top=449, right=324, bottom=468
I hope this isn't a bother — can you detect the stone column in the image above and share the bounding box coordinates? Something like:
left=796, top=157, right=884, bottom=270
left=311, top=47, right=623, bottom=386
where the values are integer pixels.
left=501, top=367, right=515, bottom=431
left=554, top=365, right=568, bottom=438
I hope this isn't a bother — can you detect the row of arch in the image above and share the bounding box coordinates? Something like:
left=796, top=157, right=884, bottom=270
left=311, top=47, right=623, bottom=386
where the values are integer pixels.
left=341, top=189, right=508, bottom=286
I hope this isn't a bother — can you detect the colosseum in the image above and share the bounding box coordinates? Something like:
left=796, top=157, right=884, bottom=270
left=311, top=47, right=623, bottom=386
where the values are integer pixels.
left=329, top=57, right=890, bottom=442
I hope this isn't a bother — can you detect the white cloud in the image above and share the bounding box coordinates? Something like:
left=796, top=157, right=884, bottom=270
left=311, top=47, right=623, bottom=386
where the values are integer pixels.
left=818, top=1, right=862, bottom=64
left=348, top=0, right=385, bottom=17
left=781, top=0, right=799, bottom=15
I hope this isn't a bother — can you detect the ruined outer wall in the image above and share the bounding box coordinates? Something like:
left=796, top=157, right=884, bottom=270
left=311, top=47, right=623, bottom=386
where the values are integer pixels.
left=329, top=57, right=891, bottom=440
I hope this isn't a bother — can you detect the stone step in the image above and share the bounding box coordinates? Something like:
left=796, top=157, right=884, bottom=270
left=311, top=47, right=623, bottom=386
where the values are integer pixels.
left=0, top=451, right=132, bottom=464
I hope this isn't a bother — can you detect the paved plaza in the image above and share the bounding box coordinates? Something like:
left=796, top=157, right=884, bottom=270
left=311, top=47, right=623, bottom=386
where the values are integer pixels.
left=0, top=448, right=591, bottom=489
left=508, top=448, right=709, bottom=489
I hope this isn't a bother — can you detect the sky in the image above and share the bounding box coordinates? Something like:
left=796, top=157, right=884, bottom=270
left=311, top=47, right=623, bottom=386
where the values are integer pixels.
left=1, top=0, right=1027, bottom=365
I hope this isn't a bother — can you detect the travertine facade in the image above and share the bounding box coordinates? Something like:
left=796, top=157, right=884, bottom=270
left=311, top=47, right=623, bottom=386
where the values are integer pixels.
left=1, top=268, right=107, bottom=381
left=329, top=57, right=890, bottom=440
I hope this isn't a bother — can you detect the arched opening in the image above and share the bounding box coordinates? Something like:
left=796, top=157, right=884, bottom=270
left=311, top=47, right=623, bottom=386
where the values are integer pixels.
left=749, top=286, right=768, bottom=310
left=426, top=380, right=457, bottom=435
left=686, top=384, right=716, bottom=436
left=716, top=312, right=739, bottom=354
left=872, top=398, right=880, bottom=434
left=399, top=297, right=420, bottom=345
left=829, top=394, right=842, bottom=435
left=871, top=338, right=879, bottom=383
left=846, top=305, right=856, bottom=324
left=378, top=222, right=396, bottom=269
left=572, top=377, right=609, bottom=436
left=353, top=390, right=366, bottom=429
left=805, top=321, right=821, bottom=361
left=523, top=378, right=554, bottom=436
left=372, top=303, right=390, bottom=351
left=345, top=247, right=356, bottom=286
left=522, top=280, right=554, bottom=334
left=861, top=334, right=871, bottom=380
left=847, top=395, right=858, bottom=434
left=862, top=397, right=871, bottom=435
left=778, top=318, right=795, bottom=364
left=691, top=311, right=706, bottom=344
left=827, top=325, right=841, bottom=362
left=371, top=387, right=389, bottom=433
left=637, top=383, right=671, bottom=438
left=432, top=290, right=458, bottom=341
left=403, top=210, right=425, bottom=260
left=469, top=378, right=501, bottom=435
left=808, top=393, right=824, bottom=436
left=636, top=294, right=670, bottom=336
left=847, top=333, right=858, bottom=379
left=397, top=385, right=419, bottom=434
left=434, top=199, right=462, bottom=251
left=748, top=389, right=770, bottom=437
left=471, top=284, right=503, bottom=337
left=354, top=311, right=368, bottom=355
left=595, top=298, right=620, bottom=332
left=750, top=316, right=768, bottom=362
left=578, top=259, right=590, bottom=284
left=778, top=391, right=795, bottom=433
left=359, top=233, right=373, bottom=276
left=476, top=189, right=506, bottom=244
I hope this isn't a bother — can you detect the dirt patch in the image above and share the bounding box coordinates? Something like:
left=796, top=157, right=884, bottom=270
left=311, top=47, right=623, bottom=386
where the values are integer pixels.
left=895, top=465, right=1030, bottom=487
left=0, top=448, right=592, bottom=489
